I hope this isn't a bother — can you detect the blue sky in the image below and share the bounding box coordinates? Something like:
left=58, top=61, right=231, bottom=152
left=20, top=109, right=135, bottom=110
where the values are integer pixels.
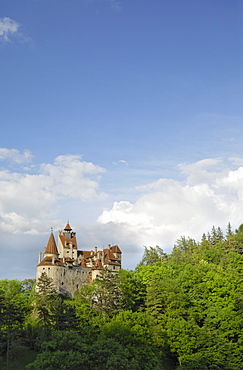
left=1, top=0, right=243, bottom=279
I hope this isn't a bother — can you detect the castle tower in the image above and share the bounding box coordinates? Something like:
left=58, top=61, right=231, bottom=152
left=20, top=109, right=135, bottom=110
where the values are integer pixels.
left=36, top=230, right=64, bottom=291
left=57, top=222, right=78, bottom=260
left=44, top=231, right=59, bottom=259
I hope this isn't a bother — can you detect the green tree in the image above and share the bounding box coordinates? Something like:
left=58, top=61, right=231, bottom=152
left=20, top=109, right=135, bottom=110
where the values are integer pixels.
left=226, top=223, right=243, bottom=254
left=34, top=273, right=57, bottom=342
left=0, top=298, right=24, bottom=370
left=171, top=237, right=197, bottom=264
left=92, top=268, right=123, bottom=318
left=139, top=246, right=167, bottom=266
left=99, top=311, right=163, bottom=369
left=118, top=269, right=147, bottom=311
left=52, top=295, right=79, bottom=331
left=26, top=330, right=88, bottom=370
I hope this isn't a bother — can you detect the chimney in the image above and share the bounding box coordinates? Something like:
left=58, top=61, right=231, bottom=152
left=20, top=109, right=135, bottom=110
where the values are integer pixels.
left=38, top=252, right=42, bottom=264
left=101, top=250, right=105, bottom=265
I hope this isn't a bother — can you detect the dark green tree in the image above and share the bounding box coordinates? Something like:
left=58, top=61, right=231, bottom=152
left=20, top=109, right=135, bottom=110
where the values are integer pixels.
left=0, top=298, right=24, bottom=370
left=26, top=330, right=88, bottom=370
left=52, top=295, right=79, bottom=331
left=34, top=272, right=57, bottom=342
left=92, top=268, right=123, bottom=318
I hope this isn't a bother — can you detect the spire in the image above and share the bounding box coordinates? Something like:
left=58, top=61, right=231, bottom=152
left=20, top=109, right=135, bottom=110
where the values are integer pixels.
left=64, top=222, right=72, bottom=231
left=44, top=232, right=59, bottom=255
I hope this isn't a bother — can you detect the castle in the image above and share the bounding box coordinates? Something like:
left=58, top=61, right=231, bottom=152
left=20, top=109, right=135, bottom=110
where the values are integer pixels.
left=36, top=222, right=122, bottom=296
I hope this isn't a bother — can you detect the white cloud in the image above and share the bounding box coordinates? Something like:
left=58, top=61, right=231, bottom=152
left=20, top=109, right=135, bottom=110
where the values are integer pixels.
left=0, top=152, right=106, bottom=234
left=98, top=158, right=243, bottom=252
left=4, top=154, right=243, bottom=278
left=0, top=148, right=33, bottom=163
left=112, top=159, right=128, bottom=166
left=228, top=157, right=243, bottom=166
left=0, top=17, right=20, bottom=42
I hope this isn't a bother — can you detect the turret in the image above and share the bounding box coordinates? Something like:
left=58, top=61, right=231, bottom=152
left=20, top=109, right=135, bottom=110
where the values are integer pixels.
left=57, top=222, right=78, bottom=260
left=44, top=231, right=59, bottom=258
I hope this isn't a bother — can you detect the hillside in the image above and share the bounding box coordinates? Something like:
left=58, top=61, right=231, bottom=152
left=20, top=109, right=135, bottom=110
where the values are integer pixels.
left=0, top=223, right=242, bottom=369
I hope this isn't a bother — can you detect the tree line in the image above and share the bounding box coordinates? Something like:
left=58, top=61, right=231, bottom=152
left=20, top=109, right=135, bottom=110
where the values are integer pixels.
left=0, top=222, right=243, bottom=369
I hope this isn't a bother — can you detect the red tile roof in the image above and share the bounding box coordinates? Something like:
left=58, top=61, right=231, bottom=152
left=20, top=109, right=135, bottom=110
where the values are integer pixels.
left=111, top=245, right=122, bottom=254
left=44, top=233, right=59, bottom=255
left=59, top=234, right=78, bottom=249
left=64, top=223, right=72, bottom=231
left=38, top=256, right=64, bottom=266
left=105, top=261, right=121, bottom=266
left=80, top=251, right=93, bottom=258
left=80, top=259, right=88, bottom=267
left=92, top=259, right=103, bottom=270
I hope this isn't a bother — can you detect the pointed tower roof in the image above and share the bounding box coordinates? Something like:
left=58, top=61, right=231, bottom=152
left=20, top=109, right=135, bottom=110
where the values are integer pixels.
left=64, top=222, right=72, bottom=231
left=44, top=232, right=59, bottom=255
left=111, top=245, right=122, bottom=254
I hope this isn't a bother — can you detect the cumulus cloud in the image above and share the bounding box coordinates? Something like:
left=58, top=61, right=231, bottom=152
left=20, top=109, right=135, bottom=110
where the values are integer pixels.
left=98, top=158, right=243, bottom=253
left=228, top=157, right=243, bottom=166
left=4, top=154, right=243, bottom=277
left=0, top=152, right=106, bottom=234
left=0, top=17, right=20, bottom=42
left=0, top=148, right=33, bottom=163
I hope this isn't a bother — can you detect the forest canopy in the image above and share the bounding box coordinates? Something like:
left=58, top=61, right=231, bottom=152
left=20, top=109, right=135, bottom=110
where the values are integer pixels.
left=0, top=223, right=242, bottom=370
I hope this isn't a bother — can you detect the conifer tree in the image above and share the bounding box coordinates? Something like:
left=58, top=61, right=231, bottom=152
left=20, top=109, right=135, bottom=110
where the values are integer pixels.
left=35, top=273, right=57, bottom=341
left=52, top=295, right=79, bottom=331
left=92, top=268, right=123, bottom=318
left=139, top=246, right=167, bottom=266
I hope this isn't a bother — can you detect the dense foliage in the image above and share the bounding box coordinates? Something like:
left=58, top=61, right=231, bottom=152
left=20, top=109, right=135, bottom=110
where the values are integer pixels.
left=0, top=223, right=243, bottom=369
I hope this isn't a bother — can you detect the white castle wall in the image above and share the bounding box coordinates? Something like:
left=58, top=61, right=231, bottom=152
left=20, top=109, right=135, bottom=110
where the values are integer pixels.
left=36, top=264, right=91, bottom=296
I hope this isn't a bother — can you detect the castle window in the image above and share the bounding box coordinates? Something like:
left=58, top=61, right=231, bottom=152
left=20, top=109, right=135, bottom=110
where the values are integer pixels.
left=113, top=266, right=116, bottom=270
left=76, top=284, right=78, bottom=289
left=61, top=282, right=64, bottom=285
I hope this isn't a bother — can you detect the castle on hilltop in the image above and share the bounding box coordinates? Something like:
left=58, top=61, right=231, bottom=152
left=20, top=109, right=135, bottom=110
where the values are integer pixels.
left=36, top=223, right=122, bottom=296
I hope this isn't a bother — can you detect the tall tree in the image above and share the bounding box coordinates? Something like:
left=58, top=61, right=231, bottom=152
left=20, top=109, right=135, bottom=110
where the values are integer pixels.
left=139, top=246, right=167, bottom=266
left=34, top=272, right=57, bottom=341
left=92, top=268, right=123, bottom=318
left=52, top=295, right=79, bottom=331
left=0, top=298, right=24, bottom=370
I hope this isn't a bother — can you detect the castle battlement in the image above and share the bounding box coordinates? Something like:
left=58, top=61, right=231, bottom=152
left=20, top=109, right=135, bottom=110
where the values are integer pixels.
left=36, top=223, right=122, bottom=296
